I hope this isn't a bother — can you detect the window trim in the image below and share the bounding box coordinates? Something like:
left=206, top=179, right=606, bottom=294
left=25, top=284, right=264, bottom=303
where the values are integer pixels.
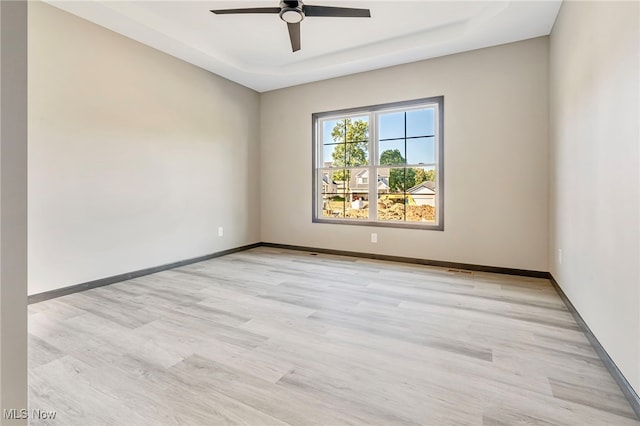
left=312, top=96, right=444, bottom=231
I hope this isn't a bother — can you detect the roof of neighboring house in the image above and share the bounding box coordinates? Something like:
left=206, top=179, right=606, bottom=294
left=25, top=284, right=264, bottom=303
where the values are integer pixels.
left=407, top=181, right=436, bottom=193
left=322, top=175, right=337, bottom=185
left=378, top=177, right=389, bottom=189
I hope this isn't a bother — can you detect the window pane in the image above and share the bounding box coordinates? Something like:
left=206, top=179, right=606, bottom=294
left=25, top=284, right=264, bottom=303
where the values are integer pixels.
left=345, top=171, right=368, bottom=220
left=406, top=136, right=435, bottom=165
left=378, top=111, right=404, bottom=140
left=379, top=140, right=405, bottom=165
left=322, top=143, right=340, bottom=166
left=406, top=108, right=435, bottom=138
left=323, top=119, right=344, bottom=144
left=378, top=168, right=406, bottom=221
left=406, top=166, right=436, bottom=223
left=322, top=168, right=348, bottom=218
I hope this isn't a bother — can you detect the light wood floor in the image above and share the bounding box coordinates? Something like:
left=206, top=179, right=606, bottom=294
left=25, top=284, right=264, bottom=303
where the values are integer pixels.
left=29, top=247, right=638, bottom=425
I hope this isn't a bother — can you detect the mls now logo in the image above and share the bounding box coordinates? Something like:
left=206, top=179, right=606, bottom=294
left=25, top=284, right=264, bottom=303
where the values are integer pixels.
left=4, top=408, right=57, bottom=420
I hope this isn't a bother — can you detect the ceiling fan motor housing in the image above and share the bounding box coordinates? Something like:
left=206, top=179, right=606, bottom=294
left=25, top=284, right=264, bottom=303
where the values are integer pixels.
left=280, top=0, right=304, bottom=23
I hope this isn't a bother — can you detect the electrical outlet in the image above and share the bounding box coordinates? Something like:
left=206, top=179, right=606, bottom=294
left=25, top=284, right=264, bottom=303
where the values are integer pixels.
left=218, top=227, right=224, bottom=237
left=558, top=248, right=562, bottom=265
left=371, top=233, right=377, bottom=243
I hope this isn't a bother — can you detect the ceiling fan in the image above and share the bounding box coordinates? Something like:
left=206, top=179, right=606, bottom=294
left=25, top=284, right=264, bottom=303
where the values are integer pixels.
left=210, top=1, right=371, bottom=52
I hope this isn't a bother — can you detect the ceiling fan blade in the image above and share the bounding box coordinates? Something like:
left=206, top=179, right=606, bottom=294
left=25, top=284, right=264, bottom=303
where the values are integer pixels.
left=303, top=5, right=371, bottom=18
left=210, top=7, right=281, bottom=15
left=287, top=22, right=301, bottom=52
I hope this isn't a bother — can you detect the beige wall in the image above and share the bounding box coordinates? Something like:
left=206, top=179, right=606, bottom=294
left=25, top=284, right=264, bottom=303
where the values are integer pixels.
left=260, top=38, right=549, bottom=272
left=549, top=1, right=640, bottom=393
left=28, top=2, right=261, bottom=295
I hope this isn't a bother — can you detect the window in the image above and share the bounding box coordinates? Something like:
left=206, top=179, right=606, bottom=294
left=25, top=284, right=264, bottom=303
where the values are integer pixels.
left=313, top=97, right=443, bottom=230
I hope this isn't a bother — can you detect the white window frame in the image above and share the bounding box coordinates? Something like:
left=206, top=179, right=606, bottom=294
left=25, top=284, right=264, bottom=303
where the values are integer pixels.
left=312, top=96, right=444, bottom=230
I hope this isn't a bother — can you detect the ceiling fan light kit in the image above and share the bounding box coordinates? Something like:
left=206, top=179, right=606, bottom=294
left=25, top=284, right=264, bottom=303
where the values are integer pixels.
left=279, top=1, right=304, bottom=24
left=211, top=1, right=371, bottom=52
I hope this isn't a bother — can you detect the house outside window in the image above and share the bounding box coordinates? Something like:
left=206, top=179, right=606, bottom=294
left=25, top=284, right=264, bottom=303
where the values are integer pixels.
left=313, top=96, right=444, bottom=230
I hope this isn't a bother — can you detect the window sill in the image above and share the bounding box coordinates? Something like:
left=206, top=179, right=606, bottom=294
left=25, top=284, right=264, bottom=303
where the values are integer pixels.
left=312, top=217, right=444, bottom=231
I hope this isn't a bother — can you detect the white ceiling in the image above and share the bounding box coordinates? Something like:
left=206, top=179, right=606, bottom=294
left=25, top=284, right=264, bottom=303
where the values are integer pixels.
left=45, top=0, right=562, bottom=92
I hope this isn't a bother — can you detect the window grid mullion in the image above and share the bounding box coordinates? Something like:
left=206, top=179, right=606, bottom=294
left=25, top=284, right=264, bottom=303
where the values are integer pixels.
left=317, top=123, right=322, bottom=218
left=379, top=135, right=435, bottom=142
left=369, top=111, right=377, bottom=221
left=404, top=111, right=407, bottom=222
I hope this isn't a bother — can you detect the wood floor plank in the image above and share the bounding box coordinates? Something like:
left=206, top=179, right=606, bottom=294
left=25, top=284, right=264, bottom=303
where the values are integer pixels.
left=28, top=247, right=639, bottom=425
